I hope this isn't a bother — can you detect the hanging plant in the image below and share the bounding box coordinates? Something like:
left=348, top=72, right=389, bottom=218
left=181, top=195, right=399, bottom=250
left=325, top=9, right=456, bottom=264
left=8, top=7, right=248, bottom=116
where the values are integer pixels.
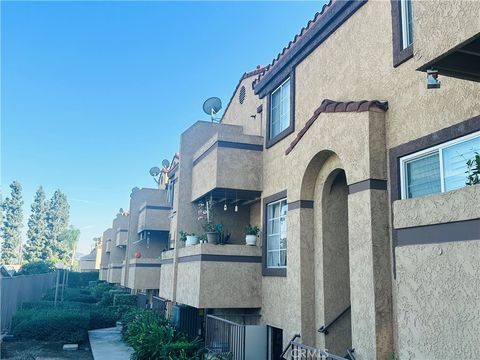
left=465, top=152, right=480, bottom=186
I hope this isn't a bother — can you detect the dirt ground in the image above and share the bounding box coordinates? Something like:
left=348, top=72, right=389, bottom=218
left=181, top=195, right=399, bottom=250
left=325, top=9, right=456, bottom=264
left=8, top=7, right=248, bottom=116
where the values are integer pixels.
left=0, top=339, right=93, bottom=360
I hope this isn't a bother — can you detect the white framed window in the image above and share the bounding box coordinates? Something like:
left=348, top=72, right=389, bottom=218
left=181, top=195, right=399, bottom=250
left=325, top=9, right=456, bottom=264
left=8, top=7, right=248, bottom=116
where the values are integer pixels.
left=266, top=198, right=287, bottom=268
left=400, top=0, right=413, bottom=49
left=400, top=131, right=480, bottom=199
left=270, top=78, right=291, bottom=139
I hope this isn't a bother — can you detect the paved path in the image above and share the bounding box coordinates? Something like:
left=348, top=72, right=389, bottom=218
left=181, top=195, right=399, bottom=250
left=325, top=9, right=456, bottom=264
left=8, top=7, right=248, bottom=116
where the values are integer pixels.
left=88, top=327, right=134, bottom=360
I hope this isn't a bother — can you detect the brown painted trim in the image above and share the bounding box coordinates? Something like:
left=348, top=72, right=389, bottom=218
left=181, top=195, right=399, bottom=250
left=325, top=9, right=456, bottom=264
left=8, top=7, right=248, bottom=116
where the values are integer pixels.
left=167, top=163, right=179, bottom=179
left=417, top=33, right=480, bottom=83
left=262, top=190, right=288, bottom=277
left=116, top=229, right=128, bottom=234
left=389, top=115, right=480, bottom=277
left=348, top=179, right=387, bottom=194
left=129, top=263, right=162, bottom=268
left=139, top=204, right=172, bottom=213
left=389, top=115, right=480, bottom=204
left=109, top=266, right=123, bottom=270
left=288, top=200, right=314, bottom=210
left=256, top=104, right=263, bottom=113
left=265, top=71, right=295, bottom=149
left=177, top=254, right=262, bottom=263
left=285, top=99, right=388, bottom=155
left=395, top=219, right=480, bottom=247
left=391, top=0, right=414, bottom=67
left=192, top=140, right=263, bottom=167
left=254, top=0, right=367, bottom=97
left=159, top=258, right=174, bottom=265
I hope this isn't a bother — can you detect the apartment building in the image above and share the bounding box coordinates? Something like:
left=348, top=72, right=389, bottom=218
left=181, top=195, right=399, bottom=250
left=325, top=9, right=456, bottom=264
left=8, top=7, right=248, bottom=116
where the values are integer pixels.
left=121, top=187, right=171, bottom=293
left=98, top=1, right=479, bottom=359
left=78, top=237, right=102, bottom=272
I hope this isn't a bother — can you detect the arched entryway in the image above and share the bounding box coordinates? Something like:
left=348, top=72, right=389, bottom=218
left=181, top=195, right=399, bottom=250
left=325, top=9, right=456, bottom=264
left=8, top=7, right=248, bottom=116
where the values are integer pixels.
left=321, top=169, right=351, bottom=355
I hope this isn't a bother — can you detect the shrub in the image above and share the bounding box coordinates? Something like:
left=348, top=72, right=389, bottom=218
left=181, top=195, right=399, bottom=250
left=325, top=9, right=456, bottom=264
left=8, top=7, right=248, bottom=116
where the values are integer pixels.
left=15, top=261, right=55, bottom=276
left=42, top=287, right=96, bottom=303
left=123, top=310, right=201, bottom=360
left=12, top=309, right=89, bottom=343
left=114, top=294, right=137, bottom=306
left=22, top=301, right=95, bottom=311
left=89, top=308, right=118, bottom=330
left=68, top=271, right=99, bottom=287
left=88, top=281, right=114, bottom=300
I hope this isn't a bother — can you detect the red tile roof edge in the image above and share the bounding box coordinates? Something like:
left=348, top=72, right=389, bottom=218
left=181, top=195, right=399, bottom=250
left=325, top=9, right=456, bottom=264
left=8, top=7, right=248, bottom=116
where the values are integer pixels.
left=253, top=0, right=334, bottom=88
left=285, top=99, right=388, bottom=155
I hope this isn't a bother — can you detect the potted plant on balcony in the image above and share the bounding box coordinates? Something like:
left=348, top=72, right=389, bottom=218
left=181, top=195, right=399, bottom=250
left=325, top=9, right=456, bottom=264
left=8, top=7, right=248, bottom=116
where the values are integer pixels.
left=180, top=231, right=199, bottom=247
left=244, top=224, right=260, bottom=246
left=203, top=222, right=222, bottom=244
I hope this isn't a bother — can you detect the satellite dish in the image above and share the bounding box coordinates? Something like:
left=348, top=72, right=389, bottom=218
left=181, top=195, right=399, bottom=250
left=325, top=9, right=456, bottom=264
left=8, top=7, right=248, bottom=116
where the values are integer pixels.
left=162, top=159, right=170, bottom=168
left=131, top=187, right=140, bottom=193
left=203, top=97, right=222, bottom=121
left=149, top=166, right=160, bottom=177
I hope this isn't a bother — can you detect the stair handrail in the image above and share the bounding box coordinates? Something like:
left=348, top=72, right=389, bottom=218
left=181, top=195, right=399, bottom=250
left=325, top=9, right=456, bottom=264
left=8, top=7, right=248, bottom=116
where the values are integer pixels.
left=318, top=305, right=351, bottom=335
left=279, top=333, right=300, bottom=359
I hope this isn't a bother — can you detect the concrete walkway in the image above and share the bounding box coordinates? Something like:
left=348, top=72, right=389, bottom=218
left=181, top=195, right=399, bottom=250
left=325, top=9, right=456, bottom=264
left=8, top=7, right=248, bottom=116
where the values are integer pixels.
left=88, top=327, right=134, bottom=360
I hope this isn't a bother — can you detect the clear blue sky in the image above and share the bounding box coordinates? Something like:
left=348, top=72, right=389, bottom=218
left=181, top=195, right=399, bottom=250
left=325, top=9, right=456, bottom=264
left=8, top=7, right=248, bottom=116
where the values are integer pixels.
left=2, top=1, right=323, bottom=255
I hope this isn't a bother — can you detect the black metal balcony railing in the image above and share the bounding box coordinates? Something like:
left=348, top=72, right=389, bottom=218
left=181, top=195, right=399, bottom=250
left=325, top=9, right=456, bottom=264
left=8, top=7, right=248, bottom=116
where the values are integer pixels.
left=151, top=296, right=168, bottom=318
left=205, top=315, right=247, bottom=360
left=137, top=292, right=148, bottom=309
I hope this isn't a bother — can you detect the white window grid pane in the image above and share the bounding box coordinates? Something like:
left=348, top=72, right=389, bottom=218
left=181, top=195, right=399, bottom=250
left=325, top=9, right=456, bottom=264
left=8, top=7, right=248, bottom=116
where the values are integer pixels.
left=405, top=152, right=441, bottom=198
left=269, top=78, right=290, bottom=139
left=443, top=136, right=480, bottom=191
left=266, top=198, right=288, bottom=268
left=400, top=131, right=480, bottom=199
left=400, top=0, right=413, bottom=49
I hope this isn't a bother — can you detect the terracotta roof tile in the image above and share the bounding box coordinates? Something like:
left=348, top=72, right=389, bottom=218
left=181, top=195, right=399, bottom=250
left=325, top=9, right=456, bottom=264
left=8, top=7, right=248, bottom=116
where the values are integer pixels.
left=253, top=0, right=334, bottom=87
left=285, top=99, right=388, bottom=155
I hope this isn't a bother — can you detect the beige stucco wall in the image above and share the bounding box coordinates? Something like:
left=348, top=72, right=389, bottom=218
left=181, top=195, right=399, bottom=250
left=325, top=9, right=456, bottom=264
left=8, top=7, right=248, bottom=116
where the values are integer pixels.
left=167, top=244, right=262, bottom=309
left=221, top=74, right=264, bottom=137
left=393, top=184, right=480, bottom=228
left=159, top=261, right=174, bottom=300
left=392, top=184, right=480, bottom=360
left=99, top=228, right=112, bottom=280
left=127, top=258, right=161, bottom=290
left=138, top=206, right=170, bottom=232
left=395, top=241, right=480, bottom=360
left=107, top=263, right=122, bottom=284
left=413, top=1, right=480, bottom=66
left=190, top=128, right=263, bottom=202
left=109, top=214, right=127, bottom=265
left=256, top=0, right=479, bottom=357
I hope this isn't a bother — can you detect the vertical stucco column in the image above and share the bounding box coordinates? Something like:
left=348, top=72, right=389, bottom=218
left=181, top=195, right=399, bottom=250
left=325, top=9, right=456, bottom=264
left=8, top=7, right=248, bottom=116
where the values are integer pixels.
left=348, top=188, right=393, bottom=360
left=296, top=201, right=316, bottom=346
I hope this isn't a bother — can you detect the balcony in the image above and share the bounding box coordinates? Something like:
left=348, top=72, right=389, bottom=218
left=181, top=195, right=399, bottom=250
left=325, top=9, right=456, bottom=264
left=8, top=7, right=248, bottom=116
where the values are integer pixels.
left=160, top=244, right=262, bottom=309
left=120, top=260, right=127, bottom=287
left=116, top=228, right=128, bottom=247
left=107, top=262, right=122, bottom=284
left=105, top=240, right=112, bottom=253
left=191, top=130, right=263, bottom=202
left=137, top=198, right=171, bottom=232
left=127, top=258, right=162, bottom=290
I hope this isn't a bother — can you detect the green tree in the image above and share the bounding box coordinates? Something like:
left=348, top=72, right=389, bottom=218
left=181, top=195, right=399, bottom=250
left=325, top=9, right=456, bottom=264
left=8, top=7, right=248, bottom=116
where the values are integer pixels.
left=58, top=225, right=80, bottom=266
left=46, top=190, right=70, bottom=262
left=1, top=181, right=24, bottom=264
left=24, top=187, right=48, bottom=262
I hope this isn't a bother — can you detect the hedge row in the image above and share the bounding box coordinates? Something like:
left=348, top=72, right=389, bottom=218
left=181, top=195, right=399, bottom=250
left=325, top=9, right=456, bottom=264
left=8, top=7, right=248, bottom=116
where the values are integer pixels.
left=12, top=303, right=132, bottom=343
